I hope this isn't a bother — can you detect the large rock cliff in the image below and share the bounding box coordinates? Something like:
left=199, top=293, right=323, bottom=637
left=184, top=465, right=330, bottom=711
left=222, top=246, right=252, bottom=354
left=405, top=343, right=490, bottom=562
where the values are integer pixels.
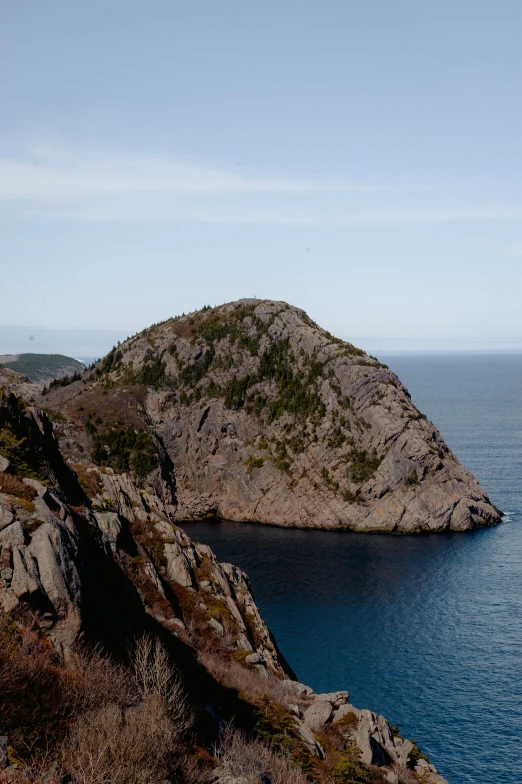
left=0, top=391, right=448, bottom=783
left=41, top=299, right=500, bottom=533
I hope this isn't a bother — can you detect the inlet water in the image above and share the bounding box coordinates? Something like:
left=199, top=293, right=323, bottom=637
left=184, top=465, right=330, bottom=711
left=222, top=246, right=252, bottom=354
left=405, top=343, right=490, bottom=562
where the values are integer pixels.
left=182, top=355, right=522, bottom=784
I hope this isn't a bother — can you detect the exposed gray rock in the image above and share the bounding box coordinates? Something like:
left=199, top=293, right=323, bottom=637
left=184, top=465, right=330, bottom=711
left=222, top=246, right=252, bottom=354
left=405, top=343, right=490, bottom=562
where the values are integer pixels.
left=143, top=560, right=166, bottom=597
left=333, top=702, right=414, bottom=769
left=0, top=520, right=24, bottom=549
left=97, top=468, right=177, bottom=523
left=11, top=546, right=42, bottom=599
left=302, top=690, right=352, bottom=731
left=0, top=500, right=15, bottom=530
left=294, top=720, right=325, bottom=758
left=93, top=511, right=121, bottom=552
left=25, top=521, right=82, bottom=648
left=292, top=681, right=315, bottom=698
left=44, top=299, right=500, bottom=533
left=0, top=456, right=10, bottom=473
left=302, top=697, right=335, bottom=732
left=164, top=540, right=194, bottom=588
left=208, top=617, right=224, bottom=636
left=23, top=478, right=49, bottom=497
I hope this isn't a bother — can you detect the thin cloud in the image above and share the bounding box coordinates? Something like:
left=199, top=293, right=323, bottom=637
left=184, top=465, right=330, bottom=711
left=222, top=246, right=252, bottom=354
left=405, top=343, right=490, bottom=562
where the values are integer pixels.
left=0, top=145, right=387, bottom=199
left=2, top=143, right=522, bottom=227
left=21, top=202, right=522, bottom=226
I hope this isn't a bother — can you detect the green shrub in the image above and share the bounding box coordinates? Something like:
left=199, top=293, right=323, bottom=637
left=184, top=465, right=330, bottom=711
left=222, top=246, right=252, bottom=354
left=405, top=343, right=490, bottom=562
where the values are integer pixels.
left=101, top=347, right=123, bottom=374
left=330, top=754, right=374, bottom=783
left=407, top=740, right=429, bottom=770
left=321, top=466, right=339, bottom=491
left=348, top=450, right=382, bottom=483
left=179, top=347, right=215, bottom=387
left=92, top=425, right=157, bottom=478
left=405, top=468, right=419, bottom=486
left=253, top=696, right=298, bottom=753
left=224, top=374, right=255, bottom=410
left=245, top=456, right=265, bottom=472
left=0, top=404, right=46, bottom=480
left=48, top=371, right=83, bottom=389
left=275, top=459, right=292, bottom=475
left=138, top=354, right=168, bottom=388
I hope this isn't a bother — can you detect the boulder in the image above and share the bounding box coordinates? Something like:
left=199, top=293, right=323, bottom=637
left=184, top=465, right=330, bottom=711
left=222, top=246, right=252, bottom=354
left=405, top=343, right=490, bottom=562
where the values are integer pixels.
left=11, top=546, right=43, bottom=599
left=22, top=478, right=49, bottom=498
left=0, top=500, right=15, bottom=530
left=302, top=698, right=335, bottom=732
left=0, top=521, right=24, bottom=549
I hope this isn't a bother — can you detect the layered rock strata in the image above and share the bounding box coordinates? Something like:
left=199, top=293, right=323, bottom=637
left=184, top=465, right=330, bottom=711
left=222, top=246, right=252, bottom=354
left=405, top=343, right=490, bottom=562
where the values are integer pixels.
left=41, top=299, right=500, bottom=532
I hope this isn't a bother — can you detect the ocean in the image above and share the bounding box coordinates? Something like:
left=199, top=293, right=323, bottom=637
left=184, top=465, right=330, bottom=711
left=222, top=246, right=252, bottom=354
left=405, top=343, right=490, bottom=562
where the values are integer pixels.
left=182, top=354, right=522, bottom=784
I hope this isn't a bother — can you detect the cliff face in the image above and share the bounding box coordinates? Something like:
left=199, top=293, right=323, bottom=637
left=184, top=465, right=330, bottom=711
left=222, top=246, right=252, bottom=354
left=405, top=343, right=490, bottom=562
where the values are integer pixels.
left=43, top=299, right=499, bottom=533
left=0, top=391, right=284, bottom=673
left=0, top=393, right=448, bottom=783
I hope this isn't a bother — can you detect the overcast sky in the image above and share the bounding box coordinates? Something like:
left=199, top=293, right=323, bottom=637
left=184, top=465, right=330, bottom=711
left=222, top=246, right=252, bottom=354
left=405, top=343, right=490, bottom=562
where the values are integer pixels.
left=1, top=0, right=521, bottom=351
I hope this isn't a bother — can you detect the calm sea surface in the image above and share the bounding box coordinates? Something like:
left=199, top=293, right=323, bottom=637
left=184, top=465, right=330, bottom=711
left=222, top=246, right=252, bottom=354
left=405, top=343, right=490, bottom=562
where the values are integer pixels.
left=182, top=355, right=522, bottom=784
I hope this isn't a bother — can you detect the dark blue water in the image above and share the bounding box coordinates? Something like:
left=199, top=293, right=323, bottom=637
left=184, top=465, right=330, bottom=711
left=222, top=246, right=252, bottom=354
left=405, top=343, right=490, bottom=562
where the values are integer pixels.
left=182, top=355, right=522, bottom=784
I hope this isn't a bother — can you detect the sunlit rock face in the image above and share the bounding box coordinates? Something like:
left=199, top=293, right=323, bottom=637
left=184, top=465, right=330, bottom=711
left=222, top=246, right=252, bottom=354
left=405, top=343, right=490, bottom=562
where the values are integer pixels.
left=44, top=298, right=501, bottom=533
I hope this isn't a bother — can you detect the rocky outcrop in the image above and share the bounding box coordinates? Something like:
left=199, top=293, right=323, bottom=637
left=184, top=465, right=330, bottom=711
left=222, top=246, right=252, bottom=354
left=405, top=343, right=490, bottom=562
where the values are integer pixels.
left=0, top=471, right=283, bottom=677
left=0, top=398, right=448, bottom=783
left=0, top=365, right=41, bottom=402
left=211, top=687, right=448, bottom=784
left=41, top=299, right=501, bottom=533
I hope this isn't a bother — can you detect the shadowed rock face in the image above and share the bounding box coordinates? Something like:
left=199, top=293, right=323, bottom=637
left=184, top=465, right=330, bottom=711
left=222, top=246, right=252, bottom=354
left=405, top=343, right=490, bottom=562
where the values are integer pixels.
left=41, top=299, right=501, bottom=533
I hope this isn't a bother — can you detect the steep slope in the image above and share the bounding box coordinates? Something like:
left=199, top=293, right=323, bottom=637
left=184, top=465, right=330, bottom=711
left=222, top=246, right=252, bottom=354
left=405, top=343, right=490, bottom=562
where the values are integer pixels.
left=41, top=299, right=500, bottom=532
left=0, top=392, right=448, bottom=783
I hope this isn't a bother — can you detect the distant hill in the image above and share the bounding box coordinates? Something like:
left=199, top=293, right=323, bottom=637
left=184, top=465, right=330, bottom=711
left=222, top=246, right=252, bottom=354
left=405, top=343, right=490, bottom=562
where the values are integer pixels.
left=0, top=353, right=85, bottom=384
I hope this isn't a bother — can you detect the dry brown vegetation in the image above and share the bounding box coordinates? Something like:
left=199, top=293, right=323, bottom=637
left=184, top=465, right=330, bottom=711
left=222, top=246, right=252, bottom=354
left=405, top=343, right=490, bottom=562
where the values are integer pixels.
left=61, top=637, right=204, bottom=784
left=0, top=614, right=397, bottom=784
left=0, top=473, right=36, bottom=501
left=199, top=650, right=305, bottom=707
left=70, top=463, right=103, bottom=498
left=0, top=620, right=206, bottom=783
left=0, top=617, right=134, bottom=757
left=215, top=727, right=310, bottom=784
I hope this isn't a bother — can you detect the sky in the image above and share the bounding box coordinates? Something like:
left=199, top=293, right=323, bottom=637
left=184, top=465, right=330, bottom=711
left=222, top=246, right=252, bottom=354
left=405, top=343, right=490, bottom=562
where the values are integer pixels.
left=1, top=0, right=521, bottom=353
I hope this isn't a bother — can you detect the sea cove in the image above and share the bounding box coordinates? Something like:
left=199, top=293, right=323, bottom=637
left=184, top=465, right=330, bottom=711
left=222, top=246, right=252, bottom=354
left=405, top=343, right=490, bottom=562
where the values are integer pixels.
left=183, top=354, right=522, bottom=784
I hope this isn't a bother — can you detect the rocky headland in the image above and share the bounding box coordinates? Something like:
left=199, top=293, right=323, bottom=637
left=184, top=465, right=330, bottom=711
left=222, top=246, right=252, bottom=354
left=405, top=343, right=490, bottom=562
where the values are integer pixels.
left=0, top=387, right=448, bottom=783
left=40, top=299, right=500, bottom=533
left=0, top=299, right=499, bottom=782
